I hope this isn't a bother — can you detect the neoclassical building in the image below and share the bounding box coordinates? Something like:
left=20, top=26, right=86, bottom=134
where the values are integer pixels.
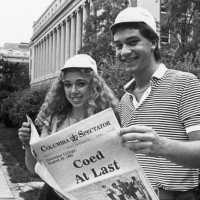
left=29, top=0, right=160, bottom=87
left=30, top=0, right=98, bottom=87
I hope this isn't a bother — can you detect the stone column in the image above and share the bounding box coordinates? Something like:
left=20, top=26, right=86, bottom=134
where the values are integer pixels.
left=65, top=17, right=70, bottom=61
left=40, top=39, right=44, bottom=77
left=83, top=2, right=89, bottom=24
left=56, top=25, right=61, bottom=71
left=37, top=42, right=40, bottom=79
left=76, top=7, right=82, bottom=53
left=39, top=41, right=42, bottom=78
left=70, top=13, right=76, bottom=57
left=49, top=32, right=53, bottom=74
left=90, top=0, right=95, bottom=15
left=33, top=44, right=36, bottom=80
left=82, top=2, right=90, bottom=44
left=33, top=45, right=36, bottom=81
left=46, top=35, right=49, bottom=76
left=128, top=0, right=137, bottom=6
left=36, top=45, right=39, bottom=80
left=43, top=37, right=46, bottom=77
left=40, top=41, right=43, bottom=78
left=52, top=28, right=57, bottom=73
left=60, top=21, right=65, bottom=68
left=37, top=41, right=40, bottom=79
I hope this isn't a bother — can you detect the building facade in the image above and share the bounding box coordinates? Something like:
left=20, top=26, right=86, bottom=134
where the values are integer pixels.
left=0, top=43, right=29, bottom=64
left=30, top=0, right=161, bottom=87
left=30, top=0, right=98, bottom=87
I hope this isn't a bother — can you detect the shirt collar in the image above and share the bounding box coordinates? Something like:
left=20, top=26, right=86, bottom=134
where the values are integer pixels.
left=124, top=63, right=167, bottom=91
left=153, top=63, right=167, bottom=79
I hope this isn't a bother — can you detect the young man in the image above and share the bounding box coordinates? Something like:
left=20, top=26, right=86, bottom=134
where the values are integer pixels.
left=110, top=6, right=200, bottom=200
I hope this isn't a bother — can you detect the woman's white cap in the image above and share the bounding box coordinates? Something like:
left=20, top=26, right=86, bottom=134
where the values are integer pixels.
left=61, top=54, right=97, bottom=74
left=110, top=7, right=157, bottom=35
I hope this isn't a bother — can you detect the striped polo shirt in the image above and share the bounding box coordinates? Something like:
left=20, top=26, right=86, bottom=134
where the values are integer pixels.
left=119, top=64, right=200, bottom=191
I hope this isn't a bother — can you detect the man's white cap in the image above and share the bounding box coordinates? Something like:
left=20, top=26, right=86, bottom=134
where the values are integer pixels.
left=61, top=54, right=97, bottom=74
left=110, top=7, right=157, bottom=35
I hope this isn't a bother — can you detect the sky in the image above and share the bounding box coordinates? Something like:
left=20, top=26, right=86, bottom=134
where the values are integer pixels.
left=0, top=0, right=53, bottom=47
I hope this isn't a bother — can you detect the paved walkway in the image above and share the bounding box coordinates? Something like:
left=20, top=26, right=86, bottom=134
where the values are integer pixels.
left=0, top=154, right=44, bottom=200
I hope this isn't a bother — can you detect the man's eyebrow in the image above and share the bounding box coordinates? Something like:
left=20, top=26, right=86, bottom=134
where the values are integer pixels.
left=113, top=40, right=120, bottom=44
left=126, top=36, right=139, bottom=41
left=63, top=80, right=70, bottom=83
left=114, top=36, right=139, bottom=44
left=76, top=79, right=87, bottom=81
left=63, top=79, right=85, bottom=82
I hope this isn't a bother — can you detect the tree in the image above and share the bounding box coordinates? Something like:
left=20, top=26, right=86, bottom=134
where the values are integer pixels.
left=79, top=0, right=132, bottom=99
left=0, top=60, right=30, bottom=92
left=79, top=0, right=129, bottom=64
left=163, top=0, right=200, bottom=63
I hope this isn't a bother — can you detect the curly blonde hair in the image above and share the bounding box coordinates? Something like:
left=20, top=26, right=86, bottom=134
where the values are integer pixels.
left=35, top=68, right=119, bottom=130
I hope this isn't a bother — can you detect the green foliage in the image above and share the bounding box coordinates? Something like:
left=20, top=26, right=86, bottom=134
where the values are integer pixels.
left=100, top=60, right=132, bottom=99
left=163, top=0, right=200, bottom=62
left=0, top=90, right=10, bottom=102
left=0, top=90, right=10, bottom=122
left=1, top=84, right=49, bottom=127
left=0, top=60, right=30, bottom=92
left=1, top=91, right=19, bottom=127
left=79, top=0, right=129, bottom=64
left=162, top=50, right=200, bottom=78
left=0, top=123, right=41, bottom=183
left=0, top=60, right=30, bottom=125
left=79, top=0, right=200, bottom=98
left=79, top=0, right=131, bottom=99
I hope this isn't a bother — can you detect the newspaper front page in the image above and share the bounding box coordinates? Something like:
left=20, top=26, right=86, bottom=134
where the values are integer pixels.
left=28, top=108, right=159, bottom=200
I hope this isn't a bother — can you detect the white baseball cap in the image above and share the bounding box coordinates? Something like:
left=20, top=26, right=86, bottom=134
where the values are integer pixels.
left=110, top=7, right=157, bottom=35
left=61, top=54, right=97, bottom=74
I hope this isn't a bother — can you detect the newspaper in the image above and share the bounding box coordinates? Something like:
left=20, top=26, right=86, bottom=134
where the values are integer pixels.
left=28, top=108, right=159, bottom=200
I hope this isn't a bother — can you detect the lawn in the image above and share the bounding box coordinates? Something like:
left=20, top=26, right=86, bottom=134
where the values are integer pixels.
left=0, top=122, right=42, bottom=199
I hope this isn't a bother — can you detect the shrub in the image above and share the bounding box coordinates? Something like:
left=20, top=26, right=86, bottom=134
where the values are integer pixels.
left=1, top=84, right=49, bottom=127
left=1, top=91, right=21, bottom=127
left=10, top=84, right=49, bottom=127
left=100, top=60, right=132, bottom=100
left=162, top=47, right=200, bottom=78
left=0, top=90, right=11, bottom=122
left=0, top=90, right=11, bottom=102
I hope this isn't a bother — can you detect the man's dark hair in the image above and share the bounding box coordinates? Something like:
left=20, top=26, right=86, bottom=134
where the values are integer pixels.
left=112, top=22, right=161, bottom=62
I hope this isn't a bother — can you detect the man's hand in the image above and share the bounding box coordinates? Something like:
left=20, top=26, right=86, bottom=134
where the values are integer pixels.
left=118, top=125, right=169, bottom=157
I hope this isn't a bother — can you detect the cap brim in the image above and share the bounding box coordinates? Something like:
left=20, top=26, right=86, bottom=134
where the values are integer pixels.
left=110, top=21, right=158, bottom=36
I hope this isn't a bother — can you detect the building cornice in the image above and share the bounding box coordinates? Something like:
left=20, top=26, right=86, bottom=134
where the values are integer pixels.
left=31, top=0, right=89, bottom=44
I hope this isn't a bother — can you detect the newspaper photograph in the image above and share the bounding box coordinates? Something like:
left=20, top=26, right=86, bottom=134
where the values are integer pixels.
left=28, top=108, right=159, bottom=200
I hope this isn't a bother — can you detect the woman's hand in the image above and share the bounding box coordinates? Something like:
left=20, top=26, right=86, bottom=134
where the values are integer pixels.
left=18, top=122, right=31, bottom=148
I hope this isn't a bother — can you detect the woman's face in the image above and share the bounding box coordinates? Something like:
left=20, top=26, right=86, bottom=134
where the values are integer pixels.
left=62, top=70, right=91, bottom=109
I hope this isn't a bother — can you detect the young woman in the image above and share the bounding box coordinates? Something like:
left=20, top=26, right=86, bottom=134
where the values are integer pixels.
left=18, top=54, right=119, bottom=200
